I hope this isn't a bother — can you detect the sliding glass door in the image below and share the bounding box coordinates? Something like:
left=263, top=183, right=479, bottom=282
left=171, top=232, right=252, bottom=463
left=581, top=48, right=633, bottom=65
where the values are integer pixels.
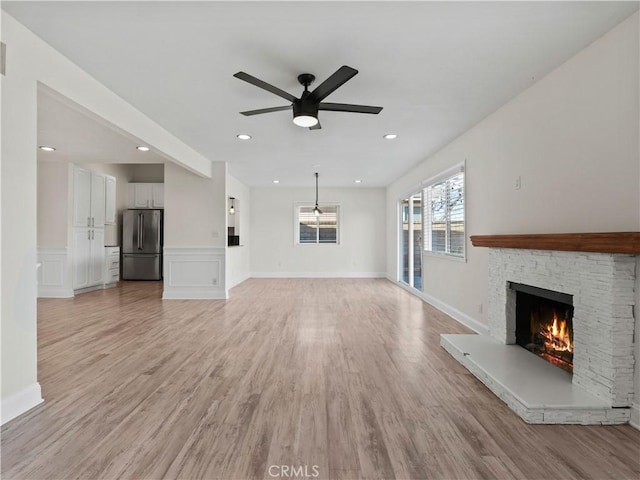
left=400, top=199, right=410, bottom=284
left=399, top=193, right=422, bottom=290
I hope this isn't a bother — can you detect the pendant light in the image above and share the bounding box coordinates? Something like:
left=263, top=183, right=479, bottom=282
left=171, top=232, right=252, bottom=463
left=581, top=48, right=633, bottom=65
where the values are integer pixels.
left=229, top=197, right=235, bottom=214
left=313, top=172, right=322, bottom=216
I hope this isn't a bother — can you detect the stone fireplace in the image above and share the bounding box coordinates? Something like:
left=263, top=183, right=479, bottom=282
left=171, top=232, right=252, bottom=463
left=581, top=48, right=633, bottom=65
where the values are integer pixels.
left=489, top=247, right=635, bottom=408
left=441, top=233, right=638, bottom=424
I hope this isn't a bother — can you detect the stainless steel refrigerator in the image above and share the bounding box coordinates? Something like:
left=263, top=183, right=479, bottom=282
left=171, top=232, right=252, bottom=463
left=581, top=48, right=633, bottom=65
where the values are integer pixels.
left=122, top=209, right=163, bottom=280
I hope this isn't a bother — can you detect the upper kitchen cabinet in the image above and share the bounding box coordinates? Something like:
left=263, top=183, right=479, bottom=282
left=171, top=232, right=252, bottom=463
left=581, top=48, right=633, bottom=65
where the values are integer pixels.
left=105, top=175, right=117, bottom=225
left=128, top=183, right=164, bottom=208
left=151, top=183, right=164, bottom=208
left=73, top=166, right=106, bottom=228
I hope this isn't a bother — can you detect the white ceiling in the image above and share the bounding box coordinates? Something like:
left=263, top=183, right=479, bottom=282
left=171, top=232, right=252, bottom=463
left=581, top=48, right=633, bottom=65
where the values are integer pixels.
left=37, top=88, right=168, bottom=165
left=5, top=1, right=638, bottom=187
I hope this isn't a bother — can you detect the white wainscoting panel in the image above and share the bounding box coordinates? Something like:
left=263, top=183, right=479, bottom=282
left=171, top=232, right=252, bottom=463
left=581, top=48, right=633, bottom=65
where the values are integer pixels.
left=37, top=248, right=73, bottom=298
left=163, top=248, right=227, bottom=299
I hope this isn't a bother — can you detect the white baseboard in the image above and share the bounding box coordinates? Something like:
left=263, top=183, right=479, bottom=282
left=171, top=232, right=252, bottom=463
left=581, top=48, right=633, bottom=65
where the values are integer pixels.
left=74, top=284, right=106, bottom=295
left=250, top=272, right=387, bottom=279
left=1, top=383, right=44, bottom=425
left=228, top=273, right=251, bottom=290
left=630, top=402, right=640, bottom=430
left=395, top=280, right=489, bottom=335
left=163, top=247, right=226, bottom=300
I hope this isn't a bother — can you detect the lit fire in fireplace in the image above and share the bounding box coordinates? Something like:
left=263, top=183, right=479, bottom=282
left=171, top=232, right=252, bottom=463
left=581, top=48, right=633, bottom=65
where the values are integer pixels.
left=539, top=313, right=573, bottom=354
left=515, top=286, right=574, bottom=373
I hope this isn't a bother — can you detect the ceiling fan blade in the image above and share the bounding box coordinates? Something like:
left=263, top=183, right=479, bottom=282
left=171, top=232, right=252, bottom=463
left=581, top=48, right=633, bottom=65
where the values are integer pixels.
left=240, top=105, right=291, bottom=116
left=234, top=72, right=297, bottom=103
left=308, top=66, right=358, bottom=103
left=309, top=121, right=322, bottom=130
left=318, top=102, right=383, bottom=114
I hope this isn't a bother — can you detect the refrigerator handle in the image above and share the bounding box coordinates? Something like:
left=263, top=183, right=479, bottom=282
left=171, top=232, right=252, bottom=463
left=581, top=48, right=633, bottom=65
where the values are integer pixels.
left=141, top=214, right=144, bottom=249
left=137, top=213, right=142, bottom=250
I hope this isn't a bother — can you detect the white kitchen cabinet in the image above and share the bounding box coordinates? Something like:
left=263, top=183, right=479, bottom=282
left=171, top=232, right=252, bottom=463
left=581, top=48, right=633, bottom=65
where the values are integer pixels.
left=129, top=183, right=151, bottom=208
left=91, top=173, right=106, bottom=227
left=151, top=183, right=164, bottom=208
left=72, top=167, right=92, bottom=227
left=72, top=227, right=104, bottom=290
left=127, top=183, right=164, bottom=208
left=72, top=165, right=110, bottom=291
left=66, top=165, right=119, bottom=293
left=105, top=175, right=117, bottom=225
left=89, top=229, right=105, bottom=285
left=73, top=166, right=106, bottom=227
left=72, top=228, right=91, bottom=290
left=104, top=246, right=120, bottom=285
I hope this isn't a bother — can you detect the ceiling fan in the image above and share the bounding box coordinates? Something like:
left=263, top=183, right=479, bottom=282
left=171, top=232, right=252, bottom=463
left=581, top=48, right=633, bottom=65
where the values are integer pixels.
left=233, top=65, right=382, bottom=130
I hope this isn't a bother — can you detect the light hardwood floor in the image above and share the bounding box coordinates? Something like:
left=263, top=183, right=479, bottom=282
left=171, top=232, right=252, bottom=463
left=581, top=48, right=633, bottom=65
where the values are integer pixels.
left=2, top=279, right=639, bottom=480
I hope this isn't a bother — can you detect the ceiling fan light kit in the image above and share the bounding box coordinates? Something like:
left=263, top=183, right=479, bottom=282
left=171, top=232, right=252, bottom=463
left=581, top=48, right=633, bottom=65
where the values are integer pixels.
left=234, top=65, right=382, bottom=130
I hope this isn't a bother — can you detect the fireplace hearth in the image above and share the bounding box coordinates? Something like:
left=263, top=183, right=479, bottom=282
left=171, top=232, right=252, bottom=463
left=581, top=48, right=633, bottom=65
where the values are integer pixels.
left=511, top=283, right=574, bottom=373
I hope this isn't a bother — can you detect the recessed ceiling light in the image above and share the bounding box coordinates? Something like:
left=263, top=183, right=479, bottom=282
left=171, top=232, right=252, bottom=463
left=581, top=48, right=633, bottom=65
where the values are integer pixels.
left=237, top=134, right=252, bottom=140
left=136, top=146, right=150, bottom=151
left=383, top=134, right=398, bottom=140
left=354, top=180, right=362, bottom=184
left=272, top=180, right=280, bottom=184
left=38, top=146, right=56, bottom=152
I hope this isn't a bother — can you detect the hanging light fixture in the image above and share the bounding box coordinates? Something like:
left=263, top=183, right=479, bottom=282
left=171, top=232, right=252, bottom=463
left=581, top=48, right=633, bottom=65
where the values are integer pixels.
left=313, top=172, right=322, bottom=216
left=229, top=197, right=235, bottom=214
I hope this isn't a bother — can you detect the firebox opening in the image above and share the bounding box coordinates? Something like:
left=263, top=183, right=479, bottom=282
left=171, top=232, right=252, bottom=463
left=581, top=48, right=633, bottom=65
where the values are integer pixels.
left=511, top=283, right=574, bottom=374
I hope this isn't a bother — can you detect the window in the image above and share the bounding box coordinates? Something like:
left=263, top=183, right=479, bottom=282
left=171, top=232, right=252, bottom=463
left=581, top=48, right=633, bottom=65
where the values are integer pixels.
left=296, top=205, right=339, bottom=244
left=423, top=166, right=465, bottom=257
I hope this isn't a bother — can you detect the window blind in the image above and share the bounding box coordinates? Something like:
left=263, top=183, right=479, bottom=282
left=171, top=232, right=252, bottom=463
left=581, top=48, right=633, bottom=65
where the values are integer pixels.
left=423, top=171, right=465, bottom=257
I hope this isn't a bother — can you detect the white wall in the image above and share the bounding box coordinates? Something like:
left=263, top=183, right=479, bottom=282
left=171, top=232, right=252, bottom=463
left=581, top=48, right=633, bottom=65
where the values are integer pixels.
left=1, top=16, right=41, bottom=422
left=251, top=187, right=386, bottom=277
left=128, top=163, right=165, bottom=183
left=387, top=11, right=639, bottom=316
left=226, top=173, right=251, bottom=289
left=37, top=161, right=69, bottom=247
left=164, top=162, right=226, bottom=248
left=386, top=13, right=639, bottom=423
left=0, top=13, right=212, bottom=423
left=162, top=162, right=227, bottom=300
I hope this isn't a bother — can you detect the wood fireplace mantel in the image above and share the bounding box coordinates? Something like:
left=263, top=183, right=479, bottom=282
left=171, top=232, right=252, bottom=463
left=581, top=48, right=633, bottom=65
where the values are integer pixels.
left=469, top=232, right=640, bottom=254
